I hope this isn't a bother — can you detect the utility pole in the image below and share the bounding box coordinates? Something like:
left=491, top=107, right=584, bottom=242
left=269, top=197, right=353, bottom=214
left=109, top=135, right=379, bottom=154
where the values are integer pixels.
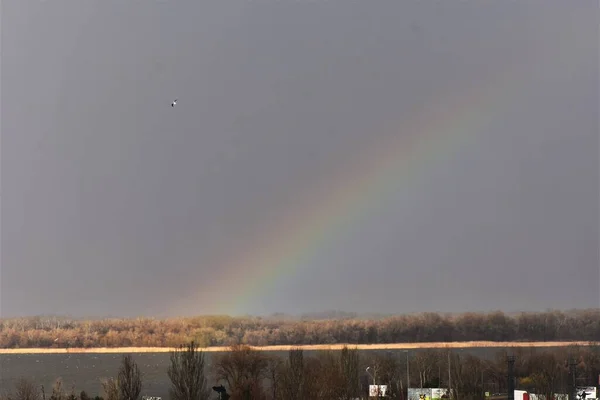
left=448, top=350, right=452, bottom=399
left=569, top=358, right=577, bottom=400
left=367, top=366, right=383, bottom=399
left=507, top=356, right=515, bottom=400
left=481, top=369, right=484, bottom=399
left=407, top=351, right=410, bottom=392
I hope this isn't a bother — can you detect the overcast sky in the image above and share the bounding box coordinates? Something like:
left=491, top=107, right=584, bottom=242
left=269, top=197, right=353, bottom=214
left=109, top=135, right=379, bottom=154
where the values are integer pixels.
left=2, top=1, right=598, bottom=318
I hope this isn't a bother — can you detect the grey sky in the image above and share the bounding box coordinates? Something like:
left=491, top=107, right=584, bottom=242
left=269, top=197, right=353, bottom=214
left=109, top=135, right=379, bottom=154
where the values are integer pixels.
left=2, top=1, right=598, bottom=318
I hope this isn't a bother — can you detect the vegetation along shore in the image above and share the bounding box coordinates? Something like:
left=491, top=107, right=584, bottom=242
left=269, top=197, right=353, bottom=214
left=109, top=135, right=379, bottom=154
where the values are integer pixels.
left=0, top=309, right=598, bottom=350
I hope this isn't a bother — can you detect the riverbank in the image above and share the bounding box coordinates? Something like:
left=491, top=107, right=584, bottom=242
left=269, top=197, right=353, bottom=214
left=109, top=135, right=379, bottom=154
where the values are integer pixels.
left=0, top=340, right=594, bottom=354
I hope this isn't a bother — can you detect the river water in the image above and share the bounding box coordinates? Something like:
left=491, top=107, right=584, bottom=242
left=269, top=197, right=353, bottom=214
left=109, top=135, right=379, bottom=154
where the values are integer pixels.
left=0, top=347, right=536, bottom=397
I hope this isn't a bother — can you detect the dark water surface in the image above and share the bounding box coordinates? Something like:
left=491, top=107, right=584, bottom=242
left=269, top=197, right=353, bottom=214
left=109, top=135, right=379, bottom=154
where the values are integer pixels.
left=0, top=347, right=555, bottom=397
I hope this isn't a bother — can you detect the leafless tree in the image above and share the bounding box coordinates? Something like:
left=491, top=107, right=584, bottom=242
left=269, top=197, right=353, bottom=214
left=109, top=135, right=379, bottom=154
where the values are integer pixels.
left=313, top=351, right=344, bottom=399
left=66, top=387, right=77, bottom=400
left=118, top=355, right=143, bottom=400
left=101, top=378, right=119, bottom=400
left=578, top=342, right=600, bottom=386
left=367, top=352, right=402, bottom=399
left=264, top=354, right=284, bottom=400
left=280, top=348, right=305, bottom=400
left=301, top=356, right=323, bottom=399
left=167, top=341, right=211, bottom=400
left=526, top=352, right=567, bottom=400
left=340, top=346, right=360, bottom=400
left=413, top=350, right=441, bottom=388
left=13, top=378, right=39, bottom=400
left=452, top=354, right=484, bottom=400
left=214, top=344, right=269, bottom=400
left=50, top=379, right=65, bottom=400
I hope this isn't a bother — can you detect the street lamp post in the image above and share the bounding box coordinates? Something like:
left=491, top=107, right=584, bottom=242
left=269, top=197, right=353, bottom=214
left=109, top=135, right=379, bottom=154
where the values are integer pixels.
left=481, top=369, right=484, bottom=399
left=448, top=350, right=452, bottom=399
left=569, top=358, right=577, bottom=400
left=367, top=366, right=376, bottom=386
left=404, top=350, right=410, bottom=390
left=367, top=367, right=380, bottom=398
left=507, top=355, right=516, bottom=400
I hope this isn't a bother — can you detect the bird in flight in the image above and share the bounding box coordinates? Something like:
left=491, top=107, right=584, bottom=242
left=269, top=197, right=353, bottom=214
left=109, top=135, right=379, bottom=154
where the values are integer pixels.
left=171, top=99, right=177, bottom=107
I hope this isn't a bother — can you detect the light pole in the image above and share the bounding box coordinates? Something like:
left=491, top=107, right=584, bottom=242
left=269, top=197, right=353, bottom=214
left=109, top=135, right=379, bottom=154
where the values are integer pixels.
left=507, top=356, right=515, bottom=400
left=481, top=369, right=484, bottom=399
left=448, top=350, right=452, bottom=399
left=367, top=366, right=376, bottom=385
left=367, top=367, right=379, bottom=398
left=481, top=363, right=492, bottom=400
left=569, top=358, right=577, bottom=400
left=404, top=350, right=410, bottom=390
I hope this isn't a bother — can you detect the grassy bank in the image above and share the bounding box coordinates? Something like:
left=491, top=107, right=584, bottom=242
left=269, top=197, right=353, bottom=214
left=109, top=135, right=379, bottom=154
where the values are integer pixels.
left=0, top=340, right=594, bottom=354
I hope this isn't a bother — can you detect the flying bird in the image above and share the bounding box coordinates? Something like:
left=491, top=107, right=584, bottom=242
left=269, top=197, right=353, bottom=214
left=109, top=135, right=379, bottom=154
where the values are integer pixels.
left=171, top=99, right=177, bottom=107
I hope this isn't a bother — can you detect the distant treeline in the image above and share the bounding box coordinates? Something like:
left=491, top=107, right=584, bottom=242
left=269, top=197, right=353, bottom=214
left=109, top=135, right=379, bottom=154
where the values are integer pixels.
left=0, top=309, right=598, bottom=349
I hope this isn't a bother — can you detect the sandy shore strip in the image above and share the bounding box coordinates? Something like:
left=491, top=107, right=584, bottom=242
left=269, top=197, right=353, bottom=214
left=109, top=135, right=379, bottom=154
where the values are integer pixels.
left=0, top=341, right=595, bottom=354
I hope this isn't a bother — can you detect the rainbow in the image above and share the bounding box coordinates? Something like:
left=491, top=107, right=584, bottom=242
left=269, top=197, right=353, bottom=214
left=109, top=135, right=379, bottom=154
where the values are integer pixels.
left=168, top=36, right=580, bottom=316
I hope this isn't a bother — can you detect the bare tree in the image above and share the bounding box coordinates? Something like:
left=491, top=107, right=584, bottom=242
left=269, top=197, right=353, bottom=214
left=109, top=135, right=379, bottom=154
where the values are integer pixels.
left=13, top=378, right=39, bottom=400
left=367, top=352, right=402, bottom=399
left=50, top=379, right=65, bottom=400
left=313, top=351, right=344, bottom=399
left=214, top=344, right=269, bottom=400
left=66, top=387, right=76, bottom=400
left=413, top=350, right=441, bottom=388
left=118, top=355, right=142, bottom=400
left=280, top=348, right=305, bottom=400
left=452, top=354, right=484, bottom=400
left=101, top=378, right=119, bottom=400
left=526, top=352, right=566, bottom=400
left=264, top=354, right=284, bottom=400
left=340, top=346, right=360, bottom=400
left=579, top=343, right=600, bottom=386
left=167, top=341, right=211, bottom=400
left=299, top=356, right=323, bottom=399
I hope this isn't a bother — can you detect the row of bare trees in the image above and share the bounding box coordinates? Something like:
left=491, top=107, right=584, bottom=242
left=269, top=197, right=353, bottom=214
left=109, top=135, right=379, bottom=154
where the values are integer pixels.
left=3, top=343, right=600, bottom=400
left=1, top=309, right=599, bottom=348
left=1, top=342, right=209, bottom=400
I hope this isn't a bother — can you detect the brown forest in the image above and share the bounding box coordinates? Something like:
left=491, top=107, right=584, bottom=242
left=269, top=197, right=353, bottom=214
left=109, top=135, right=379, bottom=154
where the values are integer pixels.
left=0, top=309, right=598, bottom=349
left=3, top=343, right=600, bottom=400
